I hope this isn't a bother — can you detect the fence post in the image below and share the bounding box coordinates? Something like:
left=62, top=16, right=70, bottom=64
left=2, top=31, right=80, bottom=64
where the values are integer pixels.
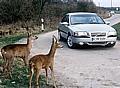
left=41, top=18, right=44, bottom=32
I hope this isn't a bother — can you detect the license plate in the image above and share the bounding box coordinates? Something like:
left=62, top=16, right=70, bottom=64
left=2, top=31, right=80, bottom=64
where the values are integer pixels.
left=92, top=37, right=106, bottom=41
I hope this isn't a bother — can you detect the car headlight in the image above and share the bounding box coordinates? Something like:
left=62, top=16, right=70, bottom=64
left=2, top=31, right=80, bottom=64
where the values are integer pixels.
left=107, top=31, right=117, bottom=37
left=74, top=31, right=89, bottom=36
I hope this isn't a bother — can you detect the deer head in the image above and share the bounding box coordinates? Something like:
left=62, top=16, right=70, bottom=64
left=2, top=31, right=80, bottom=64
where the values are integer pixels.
left=52, top=35, right=63, bottom=48
left=27, top=32, right=38, bottom=42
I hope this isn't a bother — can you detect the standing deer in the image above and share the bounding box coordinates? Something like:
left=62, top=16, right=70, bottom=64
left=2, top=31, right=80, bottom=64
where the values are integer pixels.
left=29, top=35, right=63, bottom=88
left=1, top=32, right=38, bottom=77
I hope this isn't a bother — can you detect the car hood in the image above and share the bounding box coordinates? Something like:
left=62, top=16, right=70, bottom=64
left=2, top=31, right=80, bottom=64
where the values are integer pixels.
left=69, top=24, right=116, bottom=32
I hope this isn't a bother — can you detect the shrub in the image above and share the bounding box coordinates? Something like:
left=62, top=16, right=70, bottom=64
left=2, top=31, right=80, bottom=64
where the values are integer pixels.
left=77, top=1, right=97, bottom=13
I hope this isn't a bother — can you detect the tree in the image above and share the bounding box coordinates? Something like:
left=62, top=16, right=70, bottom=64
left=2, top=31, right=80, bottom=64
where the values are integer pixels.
left=0, top=0, right=48, bottom=24
left=77, top=1, right=97, bottom=13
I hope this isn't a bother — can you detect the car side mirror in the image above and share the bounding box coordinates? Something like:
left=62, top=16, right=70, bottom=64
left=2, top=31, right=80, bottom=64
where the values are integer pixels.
left=105, top=21, right=110, bottom=25
left=60, top=22, right=69, bottom=26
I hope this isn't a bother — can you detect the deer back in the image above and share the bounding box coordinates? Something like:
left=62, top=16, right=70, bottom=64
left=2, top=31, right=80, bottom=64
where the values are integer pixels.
left=1, top=44, right=29, bottom=57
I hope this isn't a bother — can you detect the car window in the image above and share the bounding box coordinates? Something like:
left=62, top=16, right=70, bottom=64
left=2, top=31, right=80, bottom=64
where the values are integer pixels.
left=61, top=15, right=69, bottom=23
left=70, top=14, right=105, bottom=25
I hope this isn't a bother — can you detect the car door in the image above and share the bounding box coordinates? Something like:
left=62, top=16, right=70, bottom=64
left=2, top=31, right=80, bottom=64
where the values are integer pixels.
left=59, top=15, right=69, bottom=39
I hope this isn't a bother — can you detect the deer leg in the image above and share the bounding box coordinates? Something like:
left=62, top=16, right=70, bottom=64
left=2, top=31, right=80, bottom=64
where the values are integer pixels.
left=50, top=66, right=57, bottom=88
left=29, top=67, right=34, bottom=88
left=35, top=68, right=41, bottom=88
left=2, top=55, right=8, bottom=73
left=7, top=58, right=14, bottom=78
left=2, top=54, right=7, bottom=66
left=23, top=57, right=28, bottom=66
left=3, top=57, right=11, bottom=76
left=3, top=59, right=11, bottom=78
left=45, top=68, right=48, bottom=85
left=3, top=58, right=8, bottom=73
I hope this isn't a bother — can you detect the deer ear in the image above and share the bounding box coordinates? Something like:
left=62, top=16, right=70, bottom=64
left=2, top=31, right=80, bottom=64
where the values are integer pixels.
left=27, top=31, right=32, bottom=37
left=52, top=36, right=54, bottom=43
left=53, top=35, right=57, bottom=42
left=27, top=32, right=30, bottom=37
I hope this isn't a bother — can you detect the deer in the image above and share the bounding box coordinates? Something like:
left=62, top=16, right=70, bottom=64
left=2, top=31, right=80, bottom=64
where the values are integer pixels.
left=1, top=30, right=38, bottom=77
left=29, top=35, right=63, bottom=88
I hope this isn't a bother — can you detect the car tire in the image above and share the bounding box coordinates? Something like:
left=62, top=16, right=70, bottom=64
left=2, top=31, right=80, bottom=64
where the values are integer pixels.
left=105, top=42, right=116, bottom=48
left=67, top=35, right=76, bottom=48
left=58, top=30, right=64, bottom=41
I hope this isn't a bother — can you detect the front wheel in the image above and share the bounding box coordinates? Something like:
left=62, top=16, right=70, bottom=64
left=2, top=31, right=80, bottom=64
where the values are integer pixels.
left=67, top=35, right=76, bottom=48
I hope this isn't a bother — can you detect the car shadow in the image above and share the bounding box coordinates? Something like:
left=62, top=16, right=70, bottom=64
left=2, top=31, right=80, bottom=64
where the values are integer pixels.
left=60, top=41, right=114, bottom=51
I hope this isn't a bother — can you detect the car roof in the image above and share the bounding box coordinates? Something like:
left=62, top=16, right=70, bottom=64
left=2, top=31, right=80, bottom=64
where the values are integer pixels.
left=66, top=12, right=97, bottom=16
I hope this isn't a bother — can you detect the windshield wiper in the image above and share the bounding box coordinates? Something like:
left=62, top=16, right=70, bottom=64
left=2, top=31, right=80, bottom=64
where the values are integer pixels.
left=89, top=22, right=98, bottom=24
left=89, top=22, right=105, bottom=24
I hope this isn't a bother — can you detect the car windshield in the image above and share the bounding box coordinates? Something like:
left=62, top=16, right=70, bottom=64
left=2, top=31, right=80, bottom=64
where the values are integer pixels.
left=70, top=14, right=105, bottom=25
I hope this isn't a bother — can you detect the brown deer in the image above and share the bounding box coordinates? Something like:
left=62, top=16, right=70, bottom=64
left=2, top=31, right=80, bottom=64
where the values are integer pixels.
left=1, top=31, right=38, bottom=77
left=29, top=35, right=63, bottom=88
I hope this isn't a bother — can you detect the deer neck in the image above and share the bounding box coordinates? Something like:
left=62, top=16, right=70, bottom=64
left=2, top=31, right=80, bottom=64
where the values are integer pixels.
left=27, top=38, right=32, bottom=50
left=48, top=44, right=56, bottom=58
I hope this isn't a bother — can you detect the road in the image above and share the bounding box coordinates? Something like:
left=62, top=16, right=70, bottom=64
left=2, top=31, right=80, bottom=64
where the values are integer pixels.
left=105, top=14, right=120, bottom=26
left=18, top=14, right=120, bottom=88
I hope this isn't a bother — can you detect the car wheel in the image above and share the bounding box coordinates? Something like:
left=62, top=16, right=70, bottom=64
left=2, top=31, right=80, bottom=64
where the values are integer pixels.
left=67, top=35, right=75, bottom=48
left=105, top=42, right=116, bottom=48
left=58, top=31, right=64, bottom=41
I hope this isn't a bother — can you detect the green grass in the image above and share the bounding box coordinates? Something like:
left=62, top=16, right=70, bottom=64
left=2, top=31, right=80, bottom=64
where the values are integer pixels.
left=0, top=59, right=50, bottom=88
left=112, top=22, right=120, bottom=40
left=0, top=34, right=25, bottom=48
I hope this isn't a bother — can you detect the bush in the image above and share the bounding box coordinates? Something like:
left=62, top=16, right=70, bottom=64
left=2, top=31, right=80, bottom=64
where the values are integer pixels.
left=0, top=0, right=47, bottom=24
left=0, top=0, right=34, bottom=24
left=77, top=1, right=97, bottom=13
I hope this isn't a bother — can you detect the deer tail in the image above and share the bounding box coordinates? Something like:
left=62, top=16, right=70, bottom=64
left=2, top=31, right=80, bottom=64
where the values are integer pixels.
left=0, top=48, right=7, bottom=59
left=29, top=61, right=35, bottom=73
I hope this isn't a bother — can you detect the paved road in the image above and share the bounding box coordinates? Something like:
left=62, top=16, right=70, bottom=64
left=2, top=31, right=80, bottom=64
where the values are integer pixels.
left=18, top=14, right=120, bottom=88
left=105, top=14, right=120, bottom=26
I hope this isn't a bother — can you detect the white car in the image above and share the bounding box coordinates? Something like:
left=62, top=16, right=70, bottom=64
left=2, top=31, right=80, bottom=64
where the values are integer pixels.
left=58, top=12, right=117, bottom=48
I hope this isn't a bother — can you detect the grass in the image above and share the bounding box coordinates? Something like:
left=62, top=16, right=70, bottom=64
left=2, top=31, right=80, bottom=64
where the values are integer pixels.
left=0, top=60, right=29, bottom=88
left=0, top=34, right=25, bottom=48
left=112, top=22, right=120, bottom=40
left=0, top=59, right=51, bottom=88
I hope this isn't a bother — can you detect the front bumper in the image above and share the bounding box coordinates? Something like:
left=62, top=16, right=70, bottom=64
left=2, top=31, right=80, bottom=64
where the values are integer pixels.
left=72, top=36, right=117, bottom=46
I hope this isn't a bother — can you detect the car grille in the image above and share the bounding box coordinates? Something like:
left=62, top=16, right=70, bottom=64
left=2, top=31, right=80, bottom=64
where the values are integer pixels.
left=91, top=32, right=106, bottom=37
left=87, top=42, right=107, bottom=45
